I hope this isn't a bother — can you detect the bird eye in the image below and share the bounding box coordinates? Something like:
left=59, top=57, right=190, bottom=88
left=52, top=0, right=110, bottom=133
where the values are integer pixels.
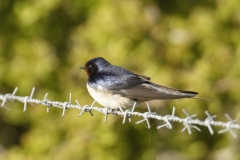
left=86, top=63, right=97, bottom=75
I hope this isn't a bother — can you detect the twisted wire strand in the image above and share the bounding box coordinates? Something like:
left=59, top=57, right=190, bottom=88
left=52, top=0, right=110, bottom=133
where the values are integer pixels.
left=0, top=87, right=239, bottom=138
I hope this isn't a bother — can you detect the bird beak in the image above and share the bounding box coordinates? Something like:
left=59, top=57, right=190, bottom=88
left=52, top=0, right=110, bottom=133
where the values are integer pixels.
left=80, top=66, right=85, bottom=69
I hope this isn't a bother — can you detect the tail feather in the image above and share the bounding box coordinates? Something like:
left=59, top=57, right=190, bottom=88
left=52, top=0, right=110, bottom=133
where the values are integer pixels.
left=178, top=89, right=198, bottom=97
left=191, top=97, right=216, bottom=101
left=179, top=90, right=198, bottom=95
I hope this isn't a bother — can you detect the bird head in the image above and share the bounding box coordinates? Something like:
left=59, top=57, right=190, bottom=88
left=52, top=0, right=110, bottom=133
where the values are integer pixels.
left=80, top=57, right=110, bottom=77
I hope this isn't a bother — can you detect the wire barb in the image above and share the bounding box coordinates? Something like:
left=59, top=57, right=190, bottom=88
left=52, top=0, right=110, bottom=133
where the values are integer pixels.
left=1, top=94, right=10, bottom=107
left=12, top=87, right=18, bottom=97
left=62, top=102, right=68, bottom=117
left=157, top=115, right=172, bottom=129
left=89, top=100, right=96, bottom=116
left=23, top=87, right=35, bottom=112
left=131, top=101, right=137, bottom=112
left=78, top=105, right=89, bottom=117
left=204, top=111, right=217, bottom=135
left=103, top=107, right=109, bottom=123
left=181, top=109, right=200, bottom=134
left=1, top=87, right=18, bottom=107
left=135, top=103, right=154, bottom=128
left=122, top=110, right=131, bottom=124
left=75, top=100, right=82, bottom=109
left=30, top=87, right=35, bottom=99
left=135, top=112, right=151, bottom=129
left=218, top=114, right=238, bottom=138
left=43, top=93, right=50, bottom=113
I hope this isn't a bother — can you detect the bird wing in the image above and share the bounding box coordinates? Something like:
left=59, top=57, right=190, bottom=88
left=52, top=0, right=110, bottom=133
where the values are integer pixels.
left=99, top=73, right=147, bottom=90
left=100, top=65, right=151, bottom=90
left=111, top=81, right=198, bottom=101
left=97, top=69, right=198, bottom=101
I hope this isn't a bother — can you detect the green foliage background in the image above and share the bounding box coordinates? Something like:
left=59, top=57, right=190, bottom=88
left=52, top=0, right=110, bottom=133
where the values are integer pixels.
left=1, top=0, right=240, bottom=159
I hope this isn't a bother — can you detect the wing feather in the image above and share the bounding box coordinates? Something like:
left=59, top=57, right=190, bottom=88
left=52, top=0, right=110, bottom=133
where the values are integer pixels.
left=111, top=81, right=198, bottom=101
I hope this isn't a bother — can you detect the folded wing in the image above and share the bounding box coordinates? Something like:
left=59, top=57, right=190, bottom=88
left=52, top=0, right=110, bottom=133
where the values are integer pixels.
left=111, top=81, right=198, bottom=101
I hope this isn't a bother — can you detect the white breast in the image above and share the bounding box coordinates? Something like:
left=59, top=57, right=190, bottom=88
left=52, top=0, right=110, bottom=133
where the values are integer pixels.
left=87, top=83, right=136, bottom=109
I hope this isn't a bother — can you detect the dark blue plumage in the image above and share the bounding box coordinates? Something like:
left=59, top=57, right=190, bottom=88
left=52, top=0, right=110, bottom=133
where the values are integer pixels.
left=85, top=57, right=145, bottom=90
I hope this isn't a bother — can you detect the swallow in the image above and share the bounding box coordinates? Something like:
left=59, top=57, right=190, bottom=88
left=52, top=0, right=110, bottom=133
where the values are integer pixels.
left=80, top=57, right=198, bottom=110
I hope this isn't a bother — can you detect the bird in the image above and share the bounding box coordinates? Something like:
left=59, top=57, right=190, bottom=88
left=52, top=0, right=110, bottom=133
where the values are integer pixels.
left=80, top=57, right=198, bottom=111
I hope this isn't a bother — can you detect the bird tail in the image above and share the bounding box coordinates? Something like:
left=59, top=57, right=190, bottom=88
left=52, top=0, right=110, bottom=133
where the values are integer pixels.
left=190, top=96, right=216, bottom=102
left=175, top=89, right=214, bottom=101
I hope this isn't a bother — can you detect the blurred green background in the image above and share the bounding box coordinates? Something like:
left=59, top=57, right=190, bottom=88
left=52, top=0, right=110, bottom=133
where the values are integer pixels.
left=1, top=0, right=240, bottom=159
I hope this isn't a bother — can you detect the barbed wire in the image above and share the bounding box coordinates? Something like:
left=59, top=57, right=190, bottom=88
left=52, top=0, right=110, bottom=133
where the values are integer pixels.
left=0, top=87, right=239, bottom=138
